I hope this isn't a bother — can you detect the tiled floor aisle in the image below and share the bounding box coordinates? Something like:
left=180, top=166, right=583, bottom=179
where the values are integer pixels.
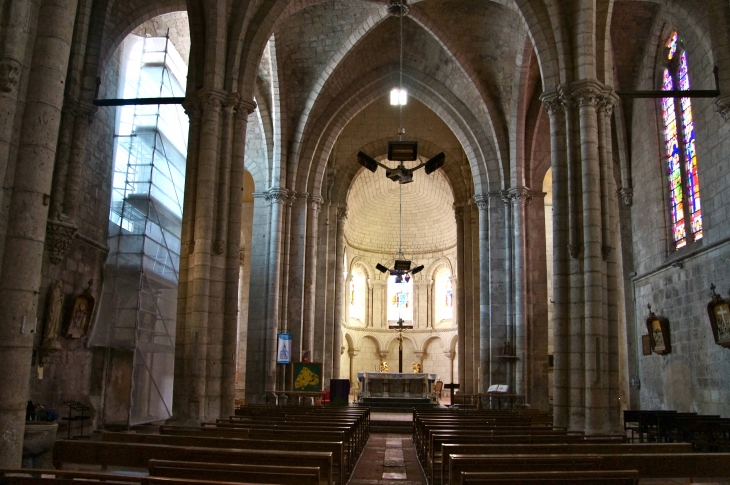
left=349, top=432, right=426, bottom=485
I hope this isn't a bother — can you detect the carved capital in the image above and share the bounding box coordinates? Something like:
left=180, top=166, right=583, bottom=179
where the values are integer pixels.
left=453, top=205, right=465, bottom=222
left=183, top=97, right=202, bottom=121
left=568, top=244, right=582, bottom=259
left=0, top=56, right=21, bottom=94
left=507, top=187, right=533, bottom=205
left=474, top=194, right=489, bottom=211
left=619, top=187, right=633, bottom=206
left=235, top=99, right=257, bottom=119
left=197, top=90, right=226, bottom=113
left=265, top=188, right=289, bottom=204
left=213, top=239, right=226, bottom=255
left=336, top=206, right=348, bottom=222
left=310, top=195, right=324, bottom=212
left=46, top=220, right=78, bottom=264
left=540, top=91, right=564, bottom=116
left=563, top=80, right=606, bottom=108
left=599, top=91, right=618, bottom=117
left=715, top=96, right=730, bottom=123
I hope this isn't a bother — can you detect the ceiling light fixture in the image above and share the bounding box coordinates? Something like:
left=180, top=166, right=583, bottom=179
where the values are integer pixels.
left=356, top=0, right=445, bottom=185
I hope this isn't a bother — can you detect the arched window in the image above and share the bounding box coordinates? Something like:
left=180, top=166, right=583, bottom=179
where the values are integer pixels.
left=349, top=266, right=366, bottom=323
left=387, top=274, right=413, bottom=323
left=434, top=267, right=453, bottom=323
left=661, top=31, right=702, bottom=250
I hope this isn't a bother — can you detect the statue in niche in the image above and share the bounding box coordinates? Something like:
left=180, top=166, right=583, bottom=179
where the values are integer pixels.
left=65, top=280, right=95, bottom=339
left=42, top=281, right=64, bottom=351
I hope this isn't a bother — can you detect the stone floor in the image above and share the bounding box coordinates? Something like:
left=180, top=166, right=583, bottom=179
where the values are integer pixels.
left=349, top=433, right=426, bottom=485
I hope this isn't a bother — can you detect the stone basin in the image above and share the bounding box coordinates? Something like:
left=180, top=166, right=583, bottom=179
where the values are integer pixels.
left=22, top=421, right=58, bottom=468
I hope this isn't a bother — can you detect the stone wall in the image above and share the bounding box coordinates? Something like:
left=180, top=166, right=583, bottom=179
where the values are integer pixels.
left=629, top=11, right=730, bottom=416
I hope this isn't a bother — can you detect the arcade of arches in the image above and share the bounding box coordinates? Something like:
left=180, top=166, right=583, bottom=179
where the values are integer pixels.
left=1, top=0, right=730, bottom=467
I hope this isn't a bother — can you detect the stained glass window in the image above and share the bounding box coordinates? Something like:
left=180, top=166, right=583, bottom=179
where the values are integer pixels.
left=349, top=267, right=366, bottom=322
left=661, top=32, right=702, bottom=249
left=434, top=267, right=453, bottom=323
left=387, top=274, right=413, bottom=322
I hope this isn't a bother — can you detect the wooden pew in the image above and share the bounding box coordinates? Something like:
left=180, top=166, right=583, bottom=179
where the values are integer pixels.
left=460, top=470, right=639, bottom=485
left=438, top=442, right=692, bottom=485
left=448, top=453, right=730, bottom=485
left=159, top=425, right=355, bottom=466
left=148, top=460, right=320, bottom=485
left=101, top=432, right=346, bottom=485
left=0, top=470, right=267, bottom=485
left=52, top=440, right=334, bottom=485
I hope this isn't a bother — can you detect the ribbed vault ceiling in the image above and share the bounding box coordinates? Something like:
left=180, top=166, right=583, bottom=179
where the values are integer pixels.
left=346, top=161, right=456, bottom=255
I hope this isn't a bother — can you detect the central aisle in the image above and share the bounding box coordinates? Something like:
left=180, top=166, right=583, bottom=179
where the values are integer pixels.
left=349, top=432, right=426, bottom=485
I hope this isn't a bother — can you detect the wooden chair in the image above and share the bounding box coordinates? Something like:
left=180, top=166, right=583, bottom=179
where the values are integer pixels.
left=434, top=380, right=444, bottom=398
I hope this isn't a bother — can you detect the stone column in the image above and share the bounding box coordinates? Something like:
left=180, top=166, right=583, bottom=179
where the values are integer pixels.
left=314, top=199, right=330, bottom=367
left=190, top=91, right=225, bottom=420
left=462, top=202, right=474, bottom=393
left=302, top=196, right=321, bottom=355
left=509, top=188, right=531, bottom=397
left=599, top=93, right=621, bottom=431
left=343, top=272, right=352, bottom=323
left=454, top=205, right=465, bottom=388
left=366, top=279, right=373, bottom=328
left=221, top=99, right=255, bottom=416
left=265, top=188, right=287, bottom=392
left=0, top=0, right=33, bottom=214
left=541, top=92, right=570, bottom=429
left=0, top=0, right=79, bottom=467
left=475, top=195, right=489, bottom=392
left=372, top=280, right=385, bottom=328
left=174, top=97, right=201, bottom=416
left=348, top=348, right=358, bottom=390
left=332, top=206, right=347, bottom=379
left=573, top=81, right=609, bottom=433
left=501, top=192, right=515, bottom=392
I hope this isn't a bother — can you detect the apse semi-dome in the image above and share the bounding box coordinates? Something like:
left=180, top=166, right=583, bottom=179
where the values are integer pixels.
left=345, top=160, right=456, bottom=255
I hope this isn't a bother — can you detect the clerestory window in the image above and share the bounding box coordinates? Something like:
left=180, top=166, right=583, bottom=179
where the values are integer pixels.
left=660, top=31, right=702, bottom=250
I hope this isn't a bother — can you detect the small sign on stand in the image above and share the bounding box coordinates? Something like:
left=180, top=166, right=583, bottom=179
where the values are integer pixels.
left=277, top=332, right=292, bottom=364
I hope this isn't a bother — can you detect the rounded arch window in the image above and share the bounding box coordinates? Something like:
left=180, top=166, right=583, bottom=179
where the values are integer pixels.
left=387, top=274, right=413, bottom=323
left=349, top=266, right=367, bottom=323
left=434, top=266, right=453, bottom=323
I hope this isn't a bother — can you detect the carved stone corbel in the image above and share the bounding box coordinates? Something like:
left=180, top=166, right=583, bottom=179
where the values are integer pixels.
left=46, top=220, right=78, bottom=264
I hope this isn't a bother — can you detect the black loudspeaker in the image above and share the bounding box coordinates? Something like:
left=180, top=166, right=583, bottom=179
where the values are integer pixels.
left=329, top=379, right=350, bottom=406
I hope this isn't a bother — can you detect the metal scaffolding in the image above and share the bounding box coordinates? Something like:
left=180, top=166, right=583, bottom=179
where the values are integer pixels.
left=91, top=33, right=187, bottom=425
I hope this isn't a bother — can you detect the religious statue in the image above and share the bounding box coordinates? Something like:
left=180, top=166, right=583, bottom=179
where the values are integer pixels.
left=380, top=361, right=388, bottom=372
left=65, top=280, right=95, bottom=339
left=412, top=363, right=422, bottom=373
left=41, top=281, right=63, bottom=352
left=501, top=340, right=512, bottom=356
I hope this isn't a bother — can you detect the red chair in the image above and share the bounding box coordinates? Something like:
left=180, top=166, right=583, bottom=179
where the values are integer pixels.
left=322, top=389, right=331, bottom=404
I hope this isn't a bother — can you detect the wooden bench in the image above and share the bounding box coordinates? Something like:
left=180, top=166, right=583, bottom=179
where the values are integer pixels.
left=101, top=432, right=347, bottom=485
left=52, top=440, right=334, bottom=485
left=0, top=470, right=268, bottom=485
left=148, top=460, right=320, bottom=485
left=448, top=452, right=730, bottom=485
left=438, top=442, right=691, bottom=485
left=159, top=425, right=355, bottom=464
left=459, top=470, right=639, bottom=484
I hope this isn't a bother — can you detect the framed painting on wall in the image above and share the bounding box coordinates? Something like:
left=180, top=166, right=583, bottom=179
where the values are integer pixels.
left=707, top=284, right=730, bottom=348
left=290, top=362, right=323, bottom=392
left=645, top=304, right=671, bottom=355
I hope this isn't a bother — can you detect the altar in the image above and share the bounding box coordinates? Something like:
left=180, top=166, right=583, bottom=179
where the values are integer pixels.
left=357, top=372, right=437, bottom=400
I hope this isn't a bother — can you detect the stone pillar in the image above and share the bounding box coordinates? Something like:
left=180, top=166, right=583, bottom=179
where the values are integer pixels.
left=0, top=0, right=33, bottom=215
left=319, top=202, right=334, bottom=384
left=348, top=348, right=358, bottom=391
left=0, top=0, right=79, bottom=467
left=366, top=279, right=373, bottom=328
left=501, top=192, right=515, bottom=392
left=221, top=99, right=255, bottom=415
left=541, top=92, right=570, bottom=429
left=174, top=97, right=201, bottom=416
left=372, top=280, right=385, bottom=328
left=475, top=195, right=489, bottom=392
left=573, top=81, right=610, bottom=433
left=454, top=205, right=465, bottom=388
left=265, top=188, right=287, bottom=392
left=487, top=192, right=508, bottom=387
left=332, top=206, right=347, bottom=379
left=314, top=199, right=330, bottom=367
left=302, top=196, right=321, bottom=355
left=599, top=93, right=621, bottom=431
left=462, top=202, right=474, bottom=393
left=508, top=188, right=531, bottom=397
